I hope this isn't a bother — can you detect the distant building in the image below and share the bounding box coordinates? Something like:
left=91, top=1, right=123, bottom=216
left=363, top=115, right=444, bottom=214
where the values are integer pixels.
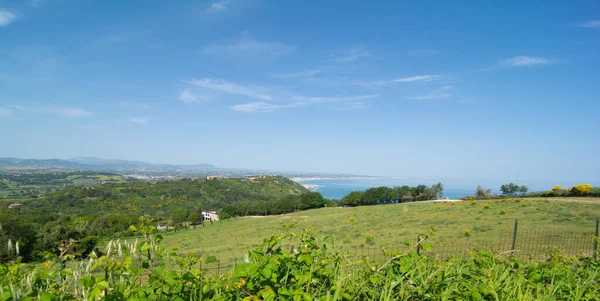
left=206, top=176, right=219, bottom=180
left=201, top=211, right=219, bottom=222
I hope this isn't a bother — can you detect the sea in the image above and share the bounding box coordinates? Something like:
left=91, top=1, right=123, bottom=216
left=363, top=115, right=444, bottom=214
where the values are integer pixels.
left=297, top=178, right=474, bottom=200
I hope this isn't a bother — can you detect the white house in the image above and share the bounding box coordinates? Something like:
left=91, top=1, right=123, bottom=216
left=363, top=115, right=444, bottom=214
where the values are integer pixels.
left=201, top=211, right=219, bottom=222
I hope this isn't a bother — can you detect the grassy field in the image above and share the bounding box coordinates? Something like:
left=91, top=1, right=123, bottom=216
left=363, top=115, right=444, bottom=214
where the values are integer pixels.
left=154, top=198, right=600, bottom=264
left=0, top=173, right=128, bottom=198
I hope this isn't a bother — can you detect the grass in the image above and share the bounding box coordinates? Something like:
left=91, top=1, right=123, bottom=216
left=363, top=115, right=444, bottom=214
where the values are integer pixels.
left=0, top=174, right=128, bottom=198
left=156, top=198, right=600, bottom=264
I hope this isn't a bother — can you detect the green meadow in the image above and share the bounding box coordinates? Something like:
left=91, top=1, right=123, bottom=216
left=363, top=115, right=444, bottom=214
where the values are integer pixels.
left=157, top=198, right=600, bottom=264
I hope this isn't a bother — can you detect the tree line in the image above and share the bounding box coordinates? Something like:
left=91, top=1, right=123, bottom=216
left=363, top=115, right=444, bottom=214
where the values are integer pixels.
left=337, top=183, right=444, bottom=207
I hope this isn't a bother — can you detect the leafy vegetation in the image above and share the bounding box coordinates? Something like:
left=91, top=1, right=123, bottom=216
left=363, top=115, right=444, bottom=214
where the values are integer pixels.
left=338, top=183, right=444, bottom=206
left=526, top=183, right=600, bottom=198
left=2, top=220, right=599, bottom=300
left=0, top=176, right=315, bottom=262
left=500, top=183, right=528, bottom=197
left=0, top=172, right=130, bottom=198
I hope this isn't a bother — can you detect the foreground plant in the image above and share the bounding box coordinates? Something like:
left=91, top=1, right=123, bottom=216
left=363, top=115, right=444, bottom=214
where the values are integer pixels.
left=1, top=219, right=599, bottom=300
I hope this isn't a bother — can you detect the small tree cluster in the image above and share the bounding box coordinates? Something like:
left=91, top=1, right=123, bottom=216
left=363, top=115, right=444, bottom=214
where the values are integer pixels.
left=500, top=183, right=528, bottom=197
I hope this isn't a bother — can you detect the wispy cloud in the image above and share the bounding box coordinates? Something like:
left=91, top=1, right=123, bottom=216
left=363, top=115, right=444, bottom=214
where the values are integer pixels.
left=409, top=49, right=439, bottom=56
left=336, top=102, right=368, bottom=111
left=273, top=70, right=322, bottom=78
left=190, top=78, right=272, bottom=101
left=179, top=89, right=210, bottom=104
left=203, top=34, right=296, bottom=56
left=329, top=47, right=371, bottom=63
left=129, top=117, right=150, bottom=124
left=231, top=94, right=379, bottom=113
left=9, top=105, right=92, bottom=117
left=207, top=1, right=229, bottom=12
left=500, top=56, right=550, bottom=67
left=0, top=9, right=18, bottom=26
left=52, top=106, right=93, bottom=117
left=407, top=86, right=453, bottom=100
left=120, top=101, right=152, bottom=109
left=0, top=108, right=13, bottom=118
left=576, top=20, right=600, bottom=28
left=293, top=94, right=379, bottom=103
left=231, top=102, right=305, bottom=113
left=364, top=74, right=442, bottom=86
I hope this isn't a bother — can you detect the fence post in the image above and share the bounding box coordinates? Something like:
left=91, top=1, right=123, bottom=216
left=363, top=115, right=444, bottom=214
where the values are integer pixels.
left=511, top=220, right=518, bottom=251
left=290, top=245, right=295, bottom=253
left=594, top=218, right=599, bottom=253
left=217, top=260, right=220, bottom=275
left=416, top=235, right=421, bottom=255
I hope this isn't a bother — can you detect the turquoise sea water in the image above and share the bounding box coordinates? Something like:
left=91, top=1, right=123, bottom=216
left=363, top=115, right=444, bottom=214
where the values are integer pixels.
left=298, top=178, right=474, bottom=200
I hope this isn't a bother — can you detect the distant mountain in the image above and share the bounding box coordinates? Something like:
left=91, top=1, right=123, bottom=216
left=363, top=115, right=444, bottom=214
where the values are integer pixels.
left=0, top=158, right=84, bottom=168
left=68, top=157, right=214, bottom=169
left=0, top=157, right=215, bottom=173
left=0, top=157, right=367, bottom=179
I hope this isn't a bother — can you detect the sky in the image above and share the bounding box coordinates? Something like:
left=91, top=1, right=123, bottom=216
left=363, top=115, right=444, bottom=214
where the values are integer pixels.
left=0, top=0, right=599, bottom=187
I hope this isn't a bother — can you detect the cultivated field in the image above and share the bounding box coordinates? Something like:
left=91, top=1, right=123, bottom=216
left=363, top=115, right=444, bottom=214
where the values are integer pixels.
left=157, top=198, right=600, bottom=264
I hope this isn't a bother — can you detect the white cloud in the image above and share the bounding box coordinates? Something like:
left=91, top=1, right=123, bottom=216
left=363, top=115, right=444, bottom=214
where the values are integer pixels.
left=8, top=104, right=92, bottom=117
left=274, top=70, right=322, bottom=78
left=408, top=86, right=453, bottom=100
left=329, top=47, right=371, bottom=63
left=231, top=94, right=378, bottom=113
left=190, top=78, right=272, bottom=101
left=500, top=56, right=550, bottom=67
left=230, top=102, right=305, bottom=113
left=0, top=108, right=13, bottom=117
left=129, top=117, right=150, bottom=124
left=365, top=74, right=442, bottom=86
left=577, top=20, right=600, bottom=28
left=52, top=106, right=93, bottom=117
left=293, top=94, right=379, bottom=103
left=0, top=9, right=18, bottom=26
left=207, top=1, right=228, bottom=12
left=203, top=37, right=296, bottom=56
left=120, top=101, right=152, bottom=109
left=179, top=89, right=210, bottom=104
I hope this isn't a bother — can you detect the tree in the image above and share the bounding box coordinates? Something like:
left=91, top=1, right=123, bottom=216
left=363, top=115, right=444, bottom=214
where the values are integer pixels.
left=475, top=185, right=492, bottom=199
left=170, top=208, right=188, bottom=232
left=431, top=182, right=444, bottom=199
left=519, top=185, right=529, bottom=196
left=500, top=183, right=520, bottom=197
left=341, top=191, right=363, bottom=207
left=0, top=208, right=38, bottom=262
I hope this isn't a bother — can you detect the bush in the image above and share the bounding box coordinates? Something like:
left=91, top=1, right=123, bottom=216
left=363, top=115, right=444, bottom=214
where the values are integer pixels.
left=77, top=236, right=99, bottom=258
left=365, top=232, right=375, bottom=245
left=500, top=208, right=507, bottom=215
left=483, top=204, right=492, bottom=209
left=551, top=185, right=563, bottom=192
left=348, top=216, right=355, bottom=222
left=571, top=184, right=593, bottom=195
left=464, top=228, right=472, bottom=237
left=470, top=200, right=477, bottom=205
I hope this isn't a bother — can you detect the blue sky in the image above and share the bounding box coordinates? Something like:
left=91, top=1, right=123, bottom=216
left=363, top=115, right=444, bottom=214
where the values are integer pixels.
left=0, top=0, right=599, bottom=187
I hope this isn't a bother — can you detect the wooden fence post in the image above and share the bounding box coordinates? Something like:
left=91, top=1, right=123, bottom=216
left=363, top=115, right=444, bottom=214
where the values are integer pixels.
left=416, top=235, right=421, bottom=255
left=594, top=218, right=599, bottom=253
left=511, top=220, right=518, bottom=251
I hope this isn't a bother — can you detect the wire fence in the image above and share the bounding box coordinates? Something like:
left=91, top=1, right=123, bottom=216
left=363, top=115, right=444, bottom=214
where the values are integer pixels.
left=160, top=219, right=600, bottom=276
left=349, top=220, right=599, bottom=263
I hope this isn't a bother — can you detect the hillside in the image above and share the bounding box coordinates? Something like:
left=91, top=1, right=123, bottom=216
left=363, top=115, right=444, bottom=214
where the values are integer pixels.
left=158, top=198, right=600, bottom=264
left=15, top=175, right=308, bottom=221
left=0, top=171, right=130, bottom=198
